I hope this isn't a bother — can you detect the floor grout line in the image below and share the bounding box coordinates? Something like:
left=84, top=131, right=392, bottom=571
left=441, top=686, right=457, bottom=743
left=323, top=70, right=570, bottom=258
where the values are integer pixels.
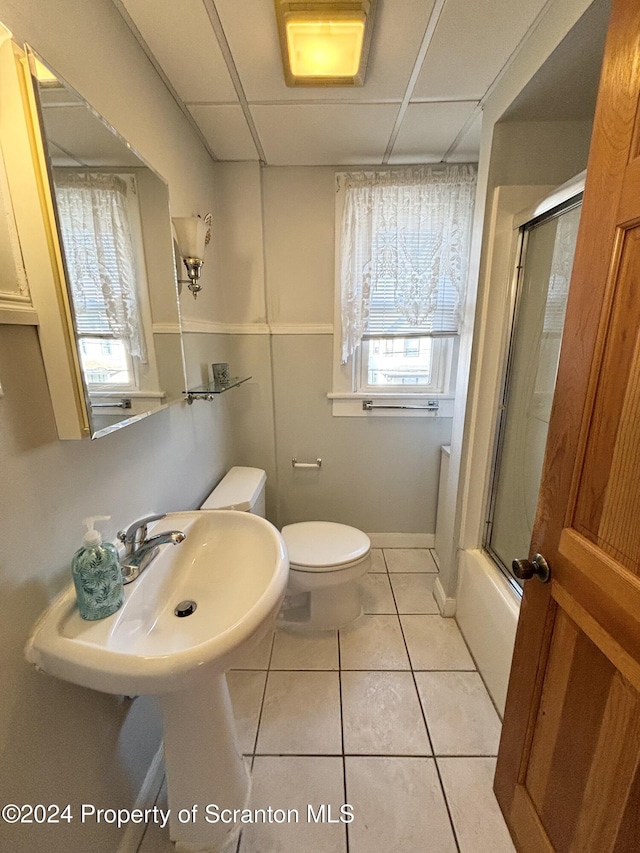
left=395, top=576, right=462, bottom=853
left=248, top=630, right=276, bottom=770
left=337, top=626, right=350, bottom=853
left=136, top=550, right=505, bottom=852
left=248, top=751, right=499, bottom=759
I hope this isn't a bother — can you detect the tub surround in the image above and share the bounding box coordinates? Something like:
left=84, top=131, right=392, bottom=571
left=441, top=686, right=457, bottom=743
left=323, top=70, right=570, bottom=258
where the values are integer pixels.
left=456, top=552, right=520, bottom=715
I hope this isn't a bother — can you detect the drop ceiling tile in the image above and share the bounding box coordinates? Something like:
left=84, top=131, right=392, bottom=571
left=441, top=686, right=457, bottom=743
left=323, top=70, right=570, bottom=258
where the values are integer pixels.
left=389, top=101, right=477, bottom=164
left=446, top=112, right=482, bottom=162
left=188, top=104, right=259, bottom=161
left=251, top=103, right=399, bottom=166
left=413, top=0, right=549, bottom=101
left=215, top=0, right=437, bottom=103
left=119, top=0, right=238, bottom=103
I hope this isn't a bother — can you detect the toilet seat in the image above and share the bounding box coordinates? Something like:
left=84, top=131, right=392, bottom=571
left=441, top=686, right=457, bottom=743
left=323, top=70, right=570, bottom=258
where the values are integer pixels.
left=281, top=522, right=370, bottom=573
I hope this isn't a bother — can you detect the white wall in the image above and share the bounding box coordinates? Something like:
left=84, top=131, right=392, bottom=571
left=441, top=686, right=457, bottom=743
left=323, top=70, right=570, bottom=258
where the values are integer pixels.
left=0, top=2, right=228, bottom=851
left=199, top=164, right=453, bottom=534
left=437, top=0, right=598, bottom=599
left=448, top=0, right=602, bottom=707
left=212, top=162, right=267, bottom=326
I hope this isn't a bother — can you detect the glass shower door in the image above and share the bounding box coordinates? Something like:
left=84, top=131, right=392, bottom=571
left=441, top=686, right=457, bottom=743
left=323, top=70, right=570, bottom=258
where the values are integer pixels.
left=486, top=199, right=582, bottom=588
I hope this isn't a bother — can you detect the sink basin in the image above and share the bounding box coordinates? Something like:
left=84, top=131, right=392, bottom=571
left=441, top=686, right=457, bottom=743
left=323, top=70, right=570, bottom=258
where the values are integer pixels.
left=26, top=509, right=289, bottom=851
left=26, top=510, right=288, bottom=695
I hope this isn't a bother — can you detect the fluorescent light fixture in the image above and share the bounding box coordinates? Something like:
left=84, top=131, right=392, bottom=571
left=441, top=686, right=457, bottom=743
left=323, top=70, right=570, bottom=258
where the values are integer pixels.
left=275, top=1, right=376, bottom=87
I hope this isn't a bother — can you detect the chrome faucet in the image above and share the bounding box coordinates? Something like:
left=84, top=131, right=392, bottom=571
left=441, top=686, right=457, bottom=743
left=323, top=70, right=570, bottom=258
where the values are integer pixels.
left=117, top=513, right=186, bottom=584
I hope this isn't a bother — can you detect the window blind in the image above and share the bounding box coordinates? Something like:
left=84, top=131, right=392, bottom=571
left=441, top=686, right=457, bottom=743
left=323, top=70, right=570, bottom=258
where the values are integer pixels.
left=364, top=230, right=461, bottom=338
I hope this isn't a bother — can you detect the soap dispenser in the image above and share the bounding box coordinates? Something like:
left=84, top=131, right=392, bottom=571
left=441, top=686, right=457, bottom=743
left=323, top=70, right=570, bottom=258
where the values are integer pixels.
left=71, top=515, right=124, bottom=620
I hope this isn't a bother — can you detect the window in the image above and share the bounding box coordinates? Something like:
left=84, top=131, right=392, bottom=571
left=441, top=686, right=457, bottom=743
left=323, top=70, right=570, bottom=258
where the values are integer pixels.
left=77, top=338, right=133, bottom=388
left=331, top=165, right=476, bottom=414
left=53, top=171, right=147, bottom=390
left=359, top=335, right=451, bottom=391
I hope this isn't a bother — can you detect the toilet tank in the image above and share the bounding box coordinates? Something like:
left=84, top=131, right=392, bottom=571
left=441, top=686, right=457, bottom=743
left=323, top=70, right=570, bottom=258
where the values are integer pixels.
left=200, top=467, right=267, bottom=517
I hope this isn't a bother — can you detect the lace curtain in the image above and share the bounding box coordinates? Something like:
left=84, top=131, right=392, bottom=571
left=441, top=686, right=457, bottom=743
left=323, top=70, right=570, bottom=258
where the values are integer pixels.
left=53, top=171, right=147, bottom=363
left=339, top=165, right=477, bottom=363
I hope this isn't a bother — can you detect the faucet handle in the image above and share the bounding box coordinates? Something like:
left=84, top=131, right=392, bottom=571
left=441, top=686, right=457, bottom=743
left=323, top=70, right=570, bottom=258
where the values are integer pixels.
left=118, top=513, right=167, bottom=551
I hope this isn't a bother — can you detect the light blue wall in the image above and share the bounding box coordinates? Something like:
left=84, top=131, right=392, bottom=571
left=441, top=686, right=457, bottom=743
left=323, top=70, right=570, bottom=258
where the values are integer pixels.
left=0, top=1, right=229, bottom=849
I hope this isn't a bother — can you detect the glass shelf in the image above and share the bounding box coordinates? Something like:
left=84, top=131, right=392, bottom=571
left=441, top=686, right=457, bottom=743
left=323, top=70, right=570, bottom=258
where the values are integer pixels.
left=183, top=376, right=251, bottom=404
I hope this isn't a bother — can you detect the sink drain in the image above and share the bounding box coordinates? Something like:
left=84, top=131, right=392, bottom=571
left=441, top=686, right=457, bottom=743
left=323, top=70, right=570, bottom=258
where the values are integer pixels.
left=174, top=600, right=197, bottom=617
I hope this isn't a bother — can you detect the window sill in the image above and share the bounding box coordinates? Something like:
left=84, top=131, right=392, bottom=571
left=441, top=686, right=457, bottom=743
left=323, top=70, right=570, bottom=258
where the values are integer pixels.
left=327, top=393, right=454, bottom=418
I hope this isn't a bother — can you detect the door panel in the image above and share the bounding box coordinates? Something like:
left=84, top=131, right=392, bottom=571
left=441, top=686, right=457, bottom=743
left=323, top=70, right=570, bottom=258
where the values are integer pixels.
left=574, top=224, right=640, bottom=569
left=495, top=1, right=640, bottom=849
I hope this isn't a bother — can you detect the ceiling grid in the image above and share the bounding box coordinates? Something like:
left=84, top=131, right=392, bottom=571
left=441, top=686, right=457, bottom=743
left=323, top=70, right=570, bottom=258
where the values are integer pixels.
left=113, top=0, right=587, bottom=166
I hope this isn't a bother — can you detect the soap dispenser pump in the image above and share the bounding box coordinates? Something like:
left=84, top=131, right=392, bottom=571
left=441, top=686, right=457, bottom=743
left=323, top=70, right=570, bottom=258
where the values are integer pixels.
left=71, top=515, right=124, bottom=620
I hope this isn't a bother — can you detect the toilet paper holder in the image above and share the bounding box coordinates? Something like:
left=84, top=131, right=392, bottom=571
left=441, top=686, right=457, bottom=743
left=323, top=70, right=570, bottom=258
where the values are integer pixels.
left=292, top=457, right=322, bottom=469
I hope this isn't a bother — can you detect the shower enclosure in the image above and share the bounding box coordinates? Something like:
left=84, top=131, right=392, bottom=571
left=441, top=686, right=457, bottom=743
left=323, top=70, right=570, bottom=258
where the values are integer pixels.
left=485, top=190, right=583, bottom=589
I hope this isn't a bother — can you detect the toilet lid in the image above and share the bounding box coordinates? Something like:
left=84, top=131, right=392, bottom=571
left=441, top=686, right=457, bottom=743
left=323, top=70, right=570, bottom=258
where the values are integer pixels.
left=281, top=522, right=370, bottom=571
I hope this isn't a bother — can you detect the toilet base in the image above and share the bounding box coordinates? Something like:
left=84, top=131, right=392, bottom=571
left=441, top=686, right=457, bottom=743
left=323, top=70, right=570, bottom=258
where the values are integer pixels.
left=279, top=580, right=363, bottom=631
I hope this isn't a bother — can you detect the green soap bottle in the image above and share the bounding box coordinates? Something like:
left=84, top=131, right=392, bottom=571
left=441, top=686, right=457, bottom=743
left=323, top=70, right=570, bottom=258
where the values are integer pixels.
left=71, top=515, right=124, bottom=620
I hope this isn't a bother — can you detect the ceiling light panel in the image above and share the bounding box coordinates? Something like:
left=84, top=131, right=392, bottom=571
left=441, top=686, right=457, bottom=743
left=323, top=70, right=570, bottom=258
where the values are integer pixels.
left=214, top=0, right=435, bottom=103
left=275, top=0, right=377, bottom=87
left=286, top=18, right=365, bottom=77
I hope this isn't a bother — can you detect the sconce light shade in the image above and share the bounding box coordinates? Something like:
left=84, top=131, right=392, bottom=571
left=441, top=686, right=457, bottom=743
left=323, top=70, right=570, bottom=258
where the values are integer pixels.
left=172, top=216, right=208, bottom=261
left=172, top=216, right=210, bottom=299
left=275, top=0, right=377, bottom=87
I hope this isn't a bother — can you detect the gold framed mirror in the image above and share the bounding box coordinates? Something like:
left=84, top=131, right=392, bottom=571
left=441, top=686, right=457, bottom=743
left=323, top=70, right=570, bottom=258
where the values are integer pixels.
left=21, top=46, right=186, bottom=439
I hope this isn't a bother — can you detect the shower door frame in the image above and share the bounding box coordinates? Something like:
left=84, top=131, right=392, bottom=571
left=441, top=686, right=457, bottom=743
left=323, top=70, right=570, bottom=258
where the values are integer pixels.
left=483, top=184, right=584, bottom=592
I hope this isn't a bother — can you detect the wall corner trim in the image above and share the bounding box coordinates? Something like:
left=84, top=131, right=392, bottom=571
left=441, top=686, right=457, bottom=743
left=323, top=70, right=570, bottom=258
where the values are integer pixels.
left=434, top=577, right=457, bottom=617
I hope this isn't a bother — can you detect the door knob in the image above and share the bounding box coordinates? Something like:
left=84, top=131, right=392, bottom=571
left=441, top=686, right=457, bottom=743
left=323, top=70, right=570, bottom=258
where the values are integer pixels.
left=512, top=553, right=551, bottom=583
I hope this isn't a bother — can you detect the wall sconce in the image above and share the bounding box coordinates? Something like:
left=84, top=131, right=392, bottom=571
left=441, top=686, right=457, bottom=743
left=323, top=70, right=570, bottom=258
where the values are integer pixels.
left=274, top=0, right=377, bottom=87
left=172, top=215, right=211, bottom=299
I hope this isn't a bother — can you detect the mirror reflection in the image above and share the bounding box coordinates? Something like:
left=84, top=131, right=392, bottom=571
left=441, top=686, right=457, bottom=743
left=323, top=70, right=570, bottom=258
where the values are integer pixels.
left=27, top=49, right=185, bottom=438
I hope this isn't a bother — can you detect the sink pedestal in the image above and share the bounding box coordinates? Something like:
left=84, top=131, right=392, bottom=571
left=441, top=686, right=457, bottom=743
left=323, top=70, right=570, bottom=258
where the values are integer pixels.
left=161, top=674, right=250, bottom=852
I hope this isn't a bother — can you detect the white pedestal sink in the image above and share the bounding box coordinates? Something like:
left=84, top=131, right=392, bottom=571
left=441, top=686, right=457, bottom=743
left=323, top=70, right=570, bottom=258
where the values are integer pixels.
left=25, top=510, right=289, bottom=852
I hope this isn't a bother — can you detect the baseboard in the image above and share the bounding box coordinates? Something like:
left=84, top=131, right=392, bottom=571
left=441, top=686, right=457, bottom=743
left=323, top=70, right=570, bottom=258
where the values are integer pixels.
left=434, top=577, right=457, bottom=617
left=368, top=533, right=435, bottom=548
left=116, top=743, right=165, bottom=853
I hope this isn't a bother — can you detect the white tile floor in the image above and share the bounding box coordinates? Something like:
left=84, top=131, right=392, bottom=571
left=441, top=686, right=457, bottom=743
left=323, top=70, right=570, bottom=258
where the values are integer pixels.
left=138, top=549, right=515, bottom=853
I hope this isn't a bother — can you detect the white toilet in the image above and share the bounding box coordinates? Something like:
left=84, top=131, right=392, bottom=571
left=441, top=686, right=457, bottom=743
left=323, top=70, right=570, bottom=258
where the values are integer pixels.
left=201, top=467, right=371, bottom=630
